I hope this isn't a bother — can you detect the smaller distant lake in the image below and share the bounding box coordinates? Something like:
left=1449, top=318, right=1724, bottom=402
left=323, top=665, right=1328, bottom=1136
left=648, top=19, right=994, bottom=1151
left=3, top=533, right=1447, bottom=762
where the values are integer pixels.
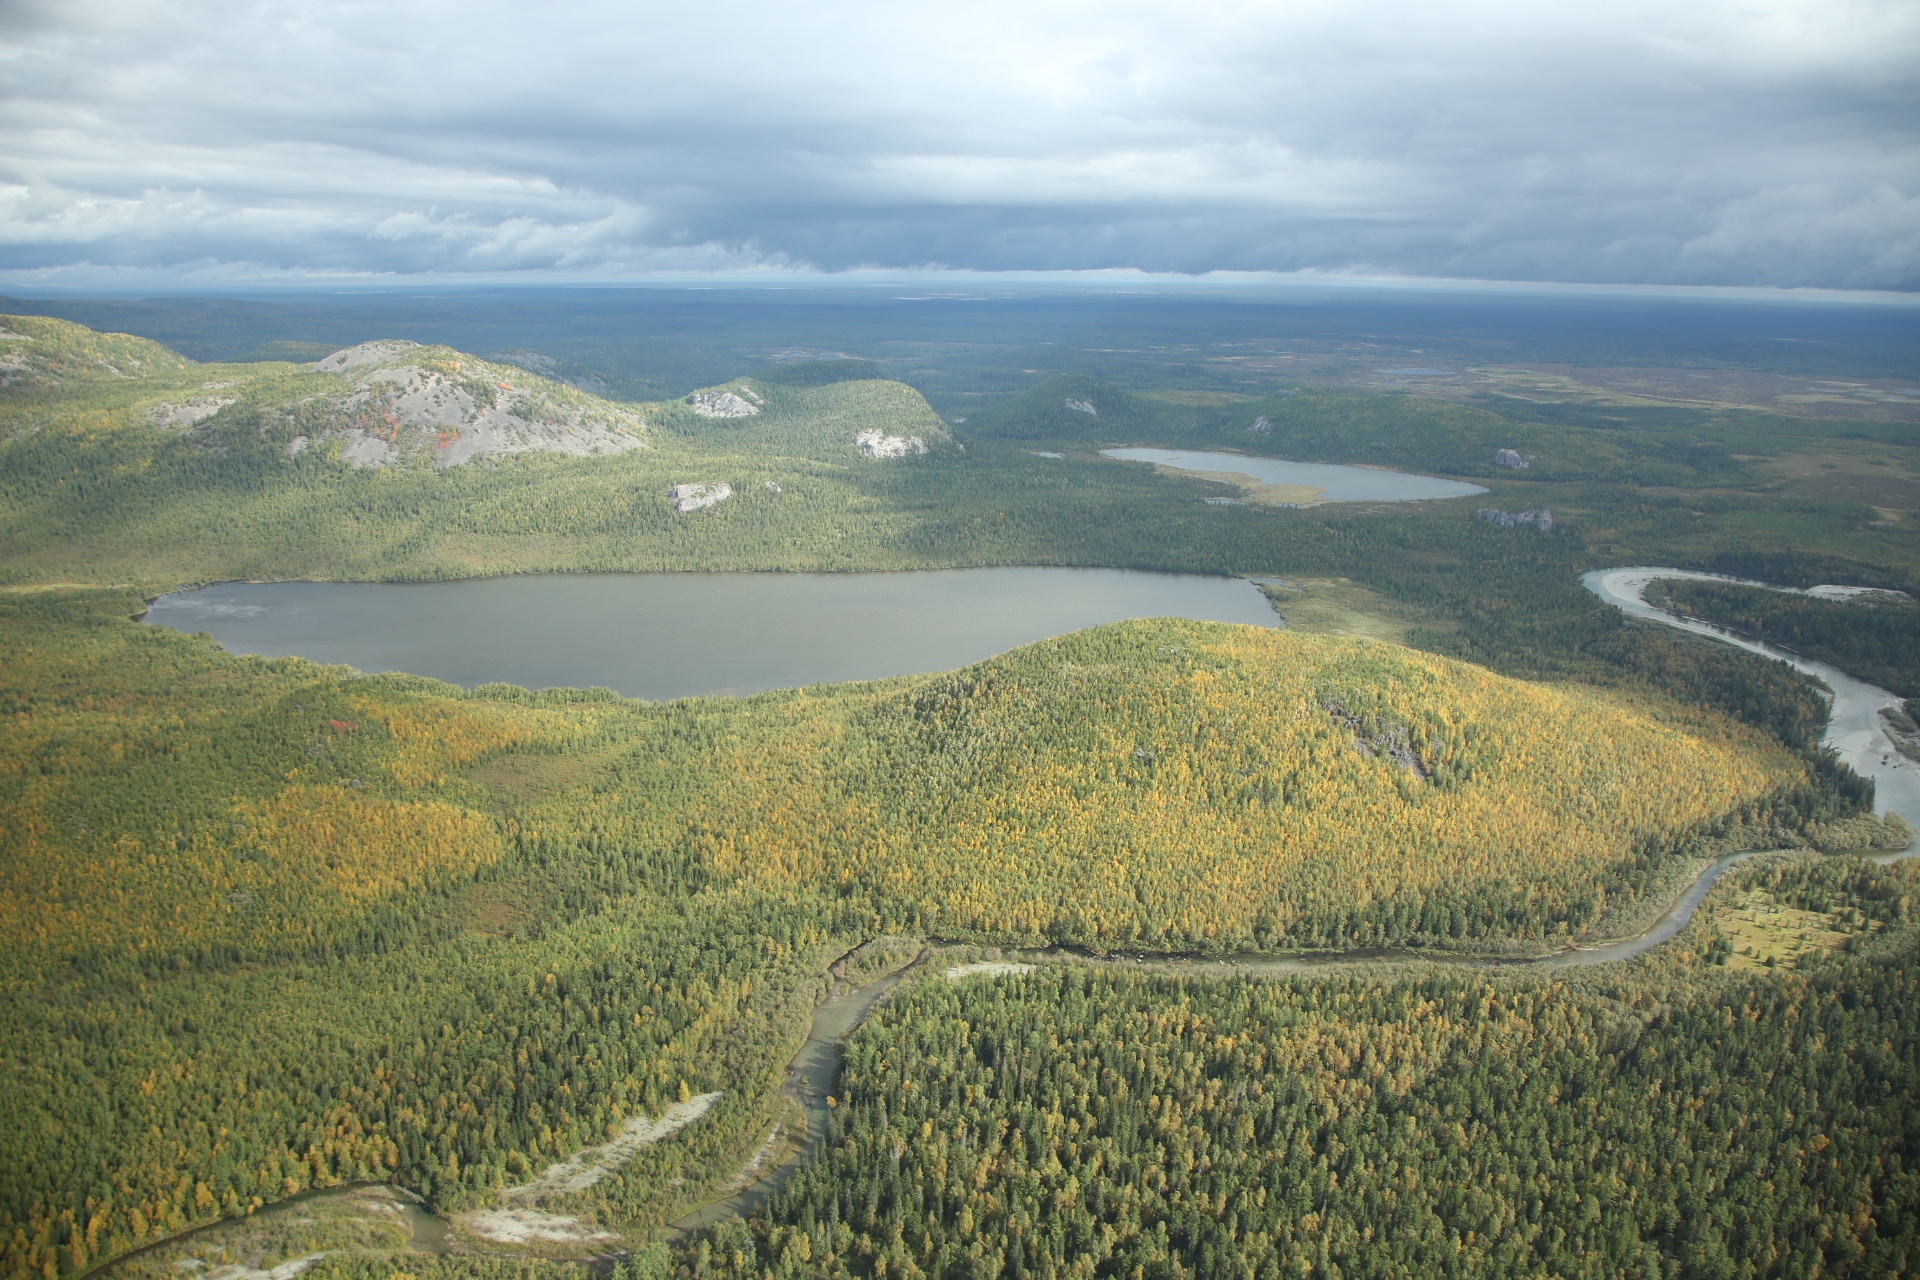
left=143, top=568, right=1280, bottom=700
left=1101, top=448, right=1488, bottom=504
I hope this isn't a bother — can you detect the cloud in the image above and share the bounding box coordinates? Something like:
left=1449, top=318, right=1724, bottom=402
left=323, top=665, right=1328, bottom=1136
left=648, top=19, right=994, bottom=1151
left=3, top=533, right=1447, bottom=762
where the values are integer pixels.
left=0, top=0, right=1914, bottom=287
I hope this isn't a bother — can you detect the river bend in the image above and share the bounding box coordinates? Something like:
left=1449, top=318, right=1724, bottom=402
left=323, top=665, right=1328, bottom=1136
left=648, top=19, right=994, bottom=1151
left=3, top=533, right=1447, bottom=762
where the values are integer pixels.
left=1582, top=567, right=1919, bottom=827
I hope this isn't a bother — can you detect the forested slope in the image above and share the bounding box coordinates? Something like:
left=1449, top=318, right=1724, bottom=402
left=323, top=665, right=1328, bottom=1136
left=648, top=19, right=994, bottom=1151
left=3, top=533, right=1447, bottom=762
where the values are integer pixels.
left=0, top=587, right=1844, bottom=1280
left=584, top=618, right=1809, bottom=949
left=707, top=858, right=1920, bottom=1280
left=0, top=318, right=955, bottom=586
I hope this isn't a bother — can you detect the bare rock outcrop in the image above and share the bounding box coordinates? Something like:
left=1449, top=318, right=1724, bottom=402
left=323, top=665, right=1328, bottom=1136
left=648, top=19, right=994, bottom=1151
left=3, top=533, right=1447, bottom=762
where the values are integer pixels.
left=1063, top=398, right=1098, bottom=416
left=1493, top=448, right=1535, bottom=469
left=687, top=389, right=762, bottom=418
left=147, top=396, right=237, bottom=429
left=314, top=340, right=423, bottom=373
left=669, top=482, right=732, bottom=512
left=1476, top=508, right=1555, bottom=531
left=295, top=342, right=650, bottom=468
left=1323, top=700, right=1431, bottom=779
left=855, top=428, right=928, bottom=458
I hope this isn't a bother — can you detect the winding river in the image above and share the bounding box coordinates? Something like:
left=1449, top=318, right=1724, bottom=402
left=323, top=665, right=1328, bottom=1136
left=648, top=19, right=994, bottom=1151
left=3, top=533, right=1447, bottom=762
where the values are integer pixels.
left=1582, top=567, right=1920, bottom=827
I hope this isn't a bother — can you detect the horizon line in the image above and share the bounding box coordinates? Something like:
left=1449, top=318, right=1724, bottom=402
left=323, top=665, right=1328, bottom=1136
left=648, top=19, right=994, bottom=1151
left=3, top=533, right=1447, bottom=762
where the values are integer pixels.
left=2, top=266, right=1917, bottom=308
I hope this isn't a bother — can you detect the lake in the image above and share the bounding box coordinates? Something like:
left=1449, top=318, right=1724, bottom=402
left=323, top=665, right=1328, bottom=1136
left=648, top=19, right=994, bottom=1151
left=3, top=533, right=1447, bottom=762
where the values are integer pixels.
left=143, top=567, right=1280, bottom=700
left=1100, top=448, right=1489, bottom=503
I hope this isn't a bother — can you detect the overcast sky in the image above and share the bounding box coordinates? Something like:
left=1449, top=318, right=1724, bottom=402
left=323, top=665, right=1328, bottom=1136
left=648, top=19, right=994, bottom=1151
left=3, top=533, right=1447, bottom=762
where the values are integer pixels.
left=1, top=0, right=1915, bottom=290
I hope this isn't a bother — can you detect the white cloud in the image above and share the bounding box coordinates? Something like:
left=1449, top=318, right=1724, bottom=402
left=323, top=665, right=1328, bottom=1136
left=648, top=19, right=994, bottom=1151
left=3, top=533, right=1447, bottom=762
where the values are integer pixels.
left=0, top=0, right=1914, bottom=286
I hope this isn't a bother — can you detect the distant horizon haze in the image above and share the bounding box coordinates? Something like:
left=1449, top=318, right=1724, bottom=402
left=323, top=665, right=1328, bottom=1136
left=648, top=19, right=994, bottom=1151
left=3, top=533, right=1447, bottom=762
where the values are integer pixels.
left=0, top=0, right=1912, bottom=291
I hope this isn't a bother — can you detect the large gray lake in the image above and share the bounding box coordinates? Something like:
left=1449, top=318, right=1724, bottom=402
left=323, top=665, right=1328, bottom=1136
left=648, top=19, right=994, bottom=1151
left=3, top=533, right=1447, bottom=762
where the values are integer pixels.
left=143, top=568, right=1279, bottom=700
left=1100, top=448, right=1489, bottom=503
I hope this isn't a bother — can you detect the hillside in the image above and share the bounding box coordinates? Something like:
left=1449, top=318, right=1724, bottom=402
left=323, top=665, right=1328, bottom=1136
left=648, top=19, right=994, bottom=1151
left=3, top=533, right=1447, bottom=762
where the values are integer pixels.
left=0, top=315, right=196, bottom=386
left=0, top=590, right=1835, bottom=1279
left=0, top=318, right=964, bottom=587
left=581, top=616, right=1817, bottom=949
left=0, top=318, right=652, bottom=465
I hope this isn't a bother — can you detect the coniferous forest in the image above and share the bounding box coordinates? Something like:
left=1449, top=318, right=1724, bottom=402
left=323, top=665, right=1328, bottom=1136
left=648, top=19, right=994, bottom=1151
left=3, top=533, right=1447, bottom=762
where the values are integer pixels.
left=1, top=312, right=1917, bottom=1280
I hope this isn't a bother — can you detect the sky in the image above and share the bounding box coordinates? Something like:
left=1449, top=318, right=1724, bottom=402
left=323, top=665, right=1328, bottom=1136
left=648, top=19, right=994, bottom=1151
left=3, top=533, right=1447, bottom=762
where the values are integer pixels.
left=0, top=0, right=1915, bottom=291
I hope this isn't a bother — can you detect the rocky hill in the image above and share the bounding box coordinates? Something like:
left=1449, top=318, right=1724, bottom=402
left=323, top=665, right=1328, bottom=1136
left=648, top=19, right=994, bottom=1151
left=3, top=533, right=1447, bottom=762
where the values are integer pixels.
left=0, top=318, right=651, bottom=468
left=298, top=340, right=649, bottom=467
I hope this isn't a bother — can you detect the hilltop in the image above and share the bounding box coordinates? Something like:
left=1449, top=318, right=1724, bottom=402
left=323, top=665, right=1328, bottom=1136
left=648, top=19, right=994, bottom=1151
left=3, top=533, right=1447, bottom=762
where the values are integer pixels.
left=0, top=318, right=961, bottom=587
left=0, top=586, right=1872, bottom=1279
left=0, top=314, right=195, bottom=386
left=0, top=318, right=954, bottom=473
left=0, top=320, right=652, bottom=466
left=586, top=616, right=1818, bottom=949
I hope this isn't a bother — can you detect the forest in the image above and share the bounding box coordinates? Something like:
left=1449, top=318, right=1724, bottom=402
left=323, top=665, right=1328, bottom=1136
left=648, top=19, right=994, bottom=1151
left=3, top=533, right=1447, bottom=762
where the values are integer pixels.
left=707, top=856, right=1920, bottom=1280
left=0, top=579, right=1907, bottom=1280
left=1644, top=579, right=1920, bottom=698
left=1, top=310, right=1917, bottom=1280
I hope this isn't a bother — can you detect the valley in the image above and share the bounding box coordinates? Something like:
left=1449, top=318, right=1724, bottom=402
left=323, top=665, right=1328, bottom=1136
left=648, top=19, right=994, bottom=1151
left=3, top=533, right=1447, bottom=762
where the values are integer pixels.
left=2, top=294, right=1917, bottom=1280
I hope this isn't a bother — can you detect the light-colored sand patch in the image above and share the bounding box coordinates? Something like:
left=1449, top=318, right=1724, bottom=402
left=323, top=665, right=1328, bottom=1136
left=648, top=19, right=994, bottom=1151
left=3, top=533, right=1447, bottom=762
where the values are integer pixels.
left=945, top=962, right=1036, bottom=980
left=503, top=1092, right=724, bottom=1198
left=197, top=1252, right=329, bottom=1280
left=1149, top=463, right=1327, bottom=506
left=461, top=1209, right=617, bottom=1245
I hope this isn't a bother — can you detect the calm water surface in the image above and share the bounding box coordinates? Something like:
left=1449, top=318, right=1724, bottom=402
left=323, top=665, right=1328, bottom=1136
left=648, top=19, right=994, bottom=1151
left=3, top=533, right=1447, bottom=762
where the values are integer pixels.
left=1100, top=448, right=1489, bottom=503
left=144, top=567, right=1279, bottom=700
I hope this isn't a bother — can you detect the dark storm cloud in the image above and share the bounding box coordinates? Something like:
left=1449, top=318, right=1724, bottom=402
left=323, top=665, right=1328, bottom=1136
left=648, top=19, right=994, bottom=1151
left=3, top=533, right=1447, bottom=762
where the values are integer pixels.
left=1, top=0, right=1915, bottom=287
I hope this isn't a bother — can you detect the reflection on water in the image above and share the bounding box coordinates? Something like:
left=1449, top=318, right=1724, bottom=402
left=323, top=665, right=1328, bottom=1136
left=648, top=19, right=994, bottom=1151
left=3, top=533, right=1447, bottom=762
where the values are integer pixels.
left=144, top=567, right=1280, bottom=700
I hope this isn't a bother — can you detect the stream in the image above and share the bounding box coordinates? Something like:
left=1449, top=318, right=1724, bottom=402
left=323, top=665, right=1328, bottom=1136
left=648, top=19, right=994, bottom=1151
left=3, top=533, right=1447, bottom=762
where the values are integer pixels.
left=668, top=961, right=923, bottom=1234
left=1581, top=566, right=1920, bottom=827
left=98, top=842, right=1911, bottom=1277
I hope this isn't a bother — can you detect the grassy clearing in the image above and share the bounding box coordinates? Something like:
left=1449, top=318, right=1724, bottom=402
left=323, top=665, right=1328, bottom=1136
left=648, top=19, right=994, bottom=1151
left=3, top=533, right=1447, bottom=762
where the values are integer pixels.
left=1707, top=881, right=1885, bottom=971
left=1254, top=576, right=1456, bottom=645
